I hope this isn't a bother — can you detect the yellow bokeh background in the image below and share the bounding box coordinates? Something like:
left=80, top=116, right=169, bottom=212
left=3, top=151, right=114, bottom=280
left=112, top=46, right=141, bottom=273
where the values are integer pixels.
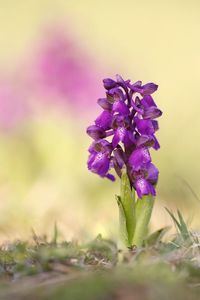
left=0, top=0, right=199, bottom=241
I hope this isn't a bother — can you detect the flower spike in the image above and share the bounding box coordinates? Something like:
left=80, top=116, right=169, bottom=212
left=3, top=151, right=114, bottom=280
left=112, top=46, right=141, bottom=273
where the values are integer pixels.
left=87, top=75, right=162, bottom=199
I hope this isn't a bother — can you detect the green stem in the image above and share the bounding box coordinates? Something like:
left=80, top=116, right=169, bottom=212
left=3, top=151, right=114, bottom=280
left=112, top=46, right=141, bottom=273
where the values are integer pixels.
left=117, top=171, right=155, bottom=248
left=117, top=172, right=135, bottom=248
left=120, top=172, right=135, bottom=246
left=132, top=195, right=155, bottom=247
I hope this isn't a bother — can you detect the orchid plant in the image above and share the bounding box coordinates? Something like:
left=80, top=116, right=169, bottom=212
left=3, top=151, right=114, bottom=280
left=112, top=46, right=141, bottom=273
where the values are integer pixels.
left=86, top=75, right=162, bottom=248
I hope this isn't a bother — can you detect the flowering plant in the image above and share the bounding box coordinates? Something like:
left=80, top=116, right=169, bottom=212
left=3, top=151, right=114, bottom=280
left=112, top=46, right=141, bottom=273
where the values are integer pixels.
left=87, top=75, right=162, bottom=248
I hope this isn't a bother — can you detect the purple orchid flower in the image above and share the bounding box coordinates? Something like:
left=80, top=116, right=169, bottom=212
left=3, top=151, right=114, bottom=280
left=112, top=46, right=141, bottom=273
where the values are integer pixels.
left=87, top=75, right=162, bottom=198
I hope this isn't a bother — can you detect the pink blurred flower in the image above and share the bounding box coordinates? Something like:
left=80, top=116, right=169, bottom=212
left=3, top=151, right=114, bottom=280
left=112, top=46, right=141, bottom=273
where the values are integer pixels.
left=0, top=81, right=29, bottom=130
left=31, top=27, right=102, bottom=112
left=0, top=24, right=104, bottom=130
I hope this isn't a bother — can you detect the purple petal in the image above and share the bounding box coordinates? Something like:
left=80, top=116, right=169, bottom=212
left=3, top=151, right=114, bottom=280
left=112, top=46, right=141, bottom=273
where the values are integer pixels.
left=130, top=80, right=142, bottom=88
left=143, top=106, right=162, bottom=119
left=95, top=111, right=112, bottom=130
left=88, top=142, right=96, bottom=154
left=140, top=95, right=162, bottom=119
left=128, top=81, right=143, bottom=93
left=135, top=178, right=156, bottom=199
left=140, top=83, right=158, bottom=95
left=136, top=134, right=160, bottom=150
left=112, top=157, right=123, bottom=177
left=135, top=117, right=156, bottom=135
left=116, top=74, right=125, bottom=83
left=152, top=120, right=159, bottom=131
left=112, top=127, right=127, bottom=148
left=106, top=173, right=116, bottom=181
left=136, top=135, right=155, bottom=148
left=93, top=139, right=113, bottom=154
left=89, top=139, right=113, bottom=155
left=116, top=74, right=129, bottom=85
left=103, top=78, right=117, bottom=90
left=97, top=98, right=112, bottom=111
left=147, top=163, right=159, bottom=185
left=131, top=97, right=144, bottom=114
left=86, top=125, right=106, bottom=140
left=113, top=147, right=125, bottom=168
left=112, top=114, right=128, bottom=129
left=112, top=100, right=129, bottom=116
left=152, top=135, right=160, bottom=150
left=87, top=152, right=96, bottom=167
left=115, top=74, right=130, bottom=90
left=129, top=147, right=151, bottom=171
left=141, top=95, right=156, bottom=108
left=107, top=87, right=126, bottom=102
left=123, top=130, right=136, bottom=148
left=88, top=152, right=110, bottom=176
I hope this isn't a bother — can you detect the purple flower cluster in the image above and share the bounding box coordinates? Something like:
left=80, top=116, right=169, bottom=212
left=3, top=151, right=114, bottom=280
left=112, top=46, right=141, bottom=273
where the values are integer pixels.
left=87, top=75, right=162, bottom=198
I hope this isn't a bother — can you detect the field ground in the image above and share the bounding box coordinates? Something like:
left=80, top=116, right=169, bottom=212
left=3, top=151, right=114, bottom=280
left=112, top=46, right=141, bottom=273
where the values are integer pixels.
left=1, top=217, right=200, bottom=300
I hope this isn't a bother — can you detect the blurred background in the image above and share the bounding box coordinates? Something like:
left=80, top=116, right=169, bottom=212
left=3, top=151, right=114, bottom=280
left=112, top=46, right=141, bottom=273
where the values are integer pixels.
left=0, top=0, right=199, bottom=242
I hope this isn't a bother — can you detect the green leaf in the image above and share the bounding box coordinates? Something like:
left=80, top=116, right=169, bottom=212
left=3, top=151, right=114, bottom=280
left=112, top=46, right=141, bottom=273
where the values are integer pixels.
left=120, top=171, right=135, bottom=246
left=165, top=208, right=182, bottom=232
left=177, top=210, right=191, bottom=241
left=145, top=226, right=170, bottom=246
left=116, top=195, right=129, bottom=247
left=166, top=208, right=192, bottom=243
left=132, top=195, right=154, bottom=247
